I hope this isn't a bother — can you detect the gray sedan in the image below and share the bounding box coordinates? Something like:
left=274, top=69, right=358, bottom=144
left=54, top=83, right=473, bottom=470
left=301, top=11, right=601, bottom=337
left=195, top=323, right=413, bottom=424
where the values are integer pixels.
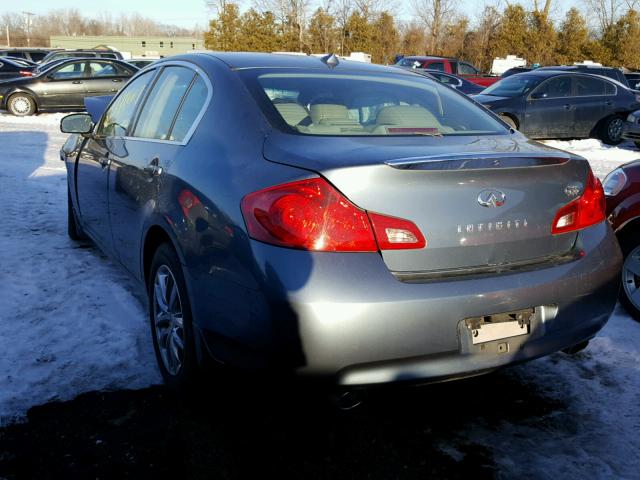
left=60, top=53, right=621, bottom=391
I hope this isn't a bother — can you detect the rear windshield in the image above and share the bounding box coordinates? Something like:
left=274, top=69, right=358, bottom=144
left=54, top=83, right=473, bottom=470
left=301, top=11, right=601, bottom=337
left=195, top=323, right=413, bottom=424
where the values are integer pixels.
left=482, top=75, right=543, bottom=97
left=240, top=69, right=507, bottom=136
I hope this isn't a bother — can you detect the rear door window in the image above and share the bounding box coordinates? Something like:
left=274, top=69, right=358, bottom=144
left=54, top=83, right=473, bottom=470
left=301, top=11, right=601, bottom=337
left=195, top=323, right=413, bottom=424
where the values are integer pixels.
left=133, top=66, right=195, bottom=140
left=88, top=61, right=132, bottom=77
left=427, top=62, right=445, bottom=71
left=168, top=75, right=209, bottom=142
left=459, top=63, right=479, bottom=75
left=574, top=76, right=606, bottom=96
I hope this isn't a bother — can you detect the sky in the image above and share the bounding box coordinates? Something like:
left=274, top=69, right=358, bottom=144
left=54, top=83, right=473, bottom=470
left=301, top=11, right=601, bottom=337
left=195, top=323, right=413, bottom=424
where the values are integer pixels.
left=6, top=0, right=582, bottom=30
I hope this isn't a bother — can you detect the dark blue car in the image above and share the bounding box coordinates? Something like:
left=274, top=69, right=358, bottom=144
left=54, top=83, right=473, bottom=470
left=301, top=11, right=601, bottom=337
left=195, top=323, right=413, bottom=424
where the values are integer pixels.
left=474, top=70, right=640, bottom=144
left=59, top=53, right=620, bottom=391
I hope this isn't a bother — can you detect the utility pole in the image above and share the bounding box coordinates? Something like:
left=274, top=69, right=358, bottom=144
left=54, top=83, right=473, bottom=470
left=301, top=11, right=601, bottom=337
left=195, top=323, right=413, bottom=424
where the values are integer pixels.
left=22, top=11, right=35, bottom=47
left=5, top=25, right=9, bottom=47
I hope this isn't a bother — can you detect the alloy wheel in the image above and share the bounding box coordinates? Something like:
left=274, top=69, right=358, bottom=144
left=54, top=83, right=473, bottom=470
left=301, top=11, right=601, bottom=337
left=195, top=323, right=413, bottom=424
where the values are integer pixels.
left=622, top=244, right=640, bottom=312
left=608, top=118, right=624, bottom=142
left=11, top=96, right=31, bottom=115
left=153, top=264, right=185, bottom=376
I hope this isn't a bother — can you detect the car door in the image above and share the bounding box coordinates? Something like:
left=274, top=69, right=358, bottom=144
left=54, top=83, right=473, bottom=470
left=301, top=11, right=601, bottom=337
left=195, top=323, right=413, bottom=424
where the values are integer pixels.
left=524, top=75, right=574, bottom=138
left=84, top=61, right=134, bottom=98
left=108, top=65, right=199, bottom=276
left=571, top=75, right=609, bottom=137
left=39, top=60, right=88, bottom=108
left=75, top=70, right=156, bottom=255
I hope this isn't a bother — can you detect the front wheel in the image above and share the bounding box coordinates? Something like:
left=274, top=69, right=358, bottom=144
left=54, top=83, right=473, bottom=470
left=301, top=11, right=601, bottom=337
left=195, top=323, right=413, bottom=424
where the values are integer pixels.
left=599, top=116, right=624, bottom=145
left=7, top=93, right=36, bottom=116
left=619, top=232, right=640, bottom=322
left=149, top=243, right=199, bottom=388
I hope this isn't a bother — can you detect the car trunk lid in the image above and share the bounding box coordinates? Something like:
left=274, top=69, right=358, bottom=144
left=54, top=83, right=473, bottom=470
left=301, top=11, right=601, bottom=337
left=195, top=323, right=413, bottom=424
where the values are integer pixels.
left=263, top=133, right=586, bottom=273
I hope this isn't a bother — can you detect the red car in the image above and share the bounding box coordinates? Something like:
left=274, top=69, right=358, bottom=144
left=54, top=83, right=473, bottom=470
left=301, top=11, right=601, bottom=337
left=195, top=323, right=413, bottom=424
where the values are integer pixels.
left=394, top=56, right=499, bottom=87
left=604, top=160, right=640, bottom=320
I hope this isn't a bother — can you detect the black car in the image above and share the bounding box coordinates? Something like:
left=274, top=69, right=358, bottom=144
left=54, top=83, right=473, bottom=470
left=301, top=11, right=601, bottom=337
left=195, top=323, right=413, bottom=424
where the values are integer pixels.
left=501, top=67, right=532, bottom=78
left=420, top=69, right=485, bottom=95
left=0, top=48, right=56, bottom=63
left=625, top=72, right=640, bottom=90
left=622, top=110, right=640, bottom=147
left=0, top=58, right=36, bottom=80
left=474, top=70, right=640, bottom=144
left=0, top=58, right=137, bottom=116
left=41, top=49, right=124, bottom=64
left=537, top=65, right=630, bottom=88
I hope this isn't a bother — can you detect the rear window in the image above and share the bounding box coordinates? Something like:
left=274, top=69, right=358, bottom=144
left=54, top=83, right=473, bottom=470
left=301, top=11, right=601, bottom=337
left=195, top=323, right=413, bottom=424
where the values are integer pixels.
left=241, top=70, right=506, bottom=136
left=482, top=75, right=543, bottom=98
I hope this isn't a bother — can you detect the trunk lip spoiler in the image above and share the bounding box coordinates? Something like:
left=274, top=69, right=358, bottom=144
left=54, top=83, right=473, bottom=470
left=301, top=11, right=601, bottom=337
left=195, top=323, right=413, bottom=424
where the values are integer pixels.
left=385, top=151, right=571, bottom=170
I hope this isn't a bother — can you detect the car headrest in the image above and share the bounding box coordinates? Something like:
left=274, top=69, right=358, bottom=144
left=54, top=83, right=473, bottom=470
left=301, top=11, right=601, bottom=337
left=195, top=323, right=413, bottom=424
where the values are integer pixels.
left=376, top=105, right=439, bottom=127
left=310, top=104, right=349, bottom=124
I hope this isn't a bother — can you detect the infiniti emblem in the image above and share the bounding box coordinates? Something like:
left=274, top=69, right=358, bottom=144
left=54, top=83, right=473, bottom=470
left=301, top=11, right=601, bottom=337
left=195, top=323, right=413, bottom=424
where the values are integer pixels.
left=477, top=189, right=506, bottom=208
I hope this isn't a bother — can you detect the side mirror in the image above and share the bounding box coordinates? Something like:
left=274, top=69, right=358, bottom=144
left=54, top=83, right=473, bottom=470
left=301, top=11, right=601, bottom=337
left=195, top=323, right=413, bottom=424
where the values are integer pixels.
left=530, top=92, right=548, bottom=100
left=61, top=113, right=93, bottom=134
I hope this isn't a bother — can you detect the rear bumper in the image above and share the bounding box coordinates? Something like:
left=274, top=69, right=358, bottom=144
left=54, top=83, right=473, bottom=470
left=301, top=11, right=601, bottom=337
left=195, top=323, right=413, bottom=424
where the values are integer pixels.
left=190, top=222, right=621, bottom=386
left=622, top=122, right=640, bottom=141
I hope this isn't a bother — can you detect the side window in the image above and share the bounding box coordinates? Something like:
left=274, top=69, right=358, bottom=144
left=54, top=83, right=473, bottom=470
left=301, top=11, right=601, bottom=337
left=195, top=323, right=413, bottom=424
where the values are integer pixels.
left=604, top=81, right=616, bottom=95
left=88, top=62, right=132, bottom=77
left=574, top=76, right=605, bottom=96
left=428, top=62, right=445, bottom=72
left=49, top=61, right=86, bottom=80
left=459, top=63, right=479, bottom=75
left=169, top=75, right=209, bottom=142
left=133, top=66, right=195, bottom=140
left=97, top=70, right=154, bottom=137
left=534, top=76, right=572, bottom=98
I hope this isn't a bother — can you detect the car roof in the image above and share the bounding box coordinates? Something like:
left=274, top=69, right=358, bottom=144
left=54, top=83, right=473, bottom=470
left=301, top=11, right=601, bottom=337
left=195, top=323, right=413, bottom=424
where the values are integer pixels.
left=400, top=55, right=457, bottom=61
left=176, top=52, right=418, bottom=76
left=538, top=65, right=620, bottom=71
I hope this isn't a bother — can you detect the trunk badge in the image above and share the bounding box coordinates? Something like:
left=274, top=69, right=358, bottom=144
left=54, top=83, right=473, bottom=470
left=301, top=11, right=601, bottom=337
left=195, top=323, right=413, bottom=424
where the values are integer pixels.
left=564, top=183, right=582, bottom=198
left=477, top=189, right=506, bottom=208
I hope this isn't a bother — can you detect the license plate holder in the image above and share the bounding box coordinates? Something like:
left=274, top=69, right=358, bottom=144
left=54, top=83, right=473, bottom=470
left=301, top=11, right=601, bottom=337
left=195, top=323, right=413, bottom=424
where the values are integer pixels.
left=464, top=308, right=533, bottom=345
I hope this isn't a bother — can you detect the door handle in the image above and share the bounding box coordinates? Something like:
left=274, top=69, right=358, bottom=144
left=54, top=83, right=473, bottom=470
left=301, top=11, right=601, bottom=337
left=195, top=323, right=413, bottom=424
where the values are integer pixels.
left=72, top=80, right=83, bottom=84
left=143, top=157, right=163, bottom=176
left=111, top=78, right=123, bottom=83
left=563, top=104, right=574, bottom=110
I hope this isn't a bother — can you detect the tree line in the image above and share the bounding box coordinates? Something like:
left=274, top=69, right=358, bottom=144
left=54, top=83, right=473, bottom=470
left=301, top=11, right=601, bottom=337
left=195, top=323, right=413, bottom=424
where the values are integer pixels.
left=0, top=9, right=200, bottom=47
left=204, top=0, right=640, bottom=70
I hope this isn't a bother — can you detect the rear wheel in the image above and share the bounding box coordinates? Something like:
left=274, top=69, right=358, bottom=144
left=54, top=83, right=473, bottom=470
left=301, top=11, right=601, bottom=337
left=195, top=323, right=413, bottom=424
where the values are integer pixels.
left=619, top=232, right=640, bottom=322
left=7, top=93, right=36, bottom=116
left=599, top=115, right=624, bottom=145
left=149, top=243, right=199, bottom=388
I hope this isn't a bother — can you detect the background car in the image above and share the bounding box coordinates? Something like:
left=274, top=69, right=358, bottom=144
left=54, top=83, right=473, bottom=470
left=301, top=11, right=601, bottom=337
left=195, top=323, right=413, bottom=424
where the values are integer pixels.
left=0, top=48, right=56, bottom=63
left=604, top=161, right=640, bottom=321
left=418, top=69, right=485, bottom=95
left=622, top=109, right=640, bottom=148
left=60, top=53, right=620, bottom=391
left=395, top=55, right=499, bottom=87
left=0, top=57, right=36, bottom=80
left=537, top=65, right=630, bottom=88
left=127, top=59, right=155, bottom=69
left=0, top=58, right=137, bottom=115
left=501, top=67, right=532, bottom=78
left=624, top=72, right=640, bottom=90
left=40, top=49, right=124, bottom=64
left=474, top=70, right=640, bottom=144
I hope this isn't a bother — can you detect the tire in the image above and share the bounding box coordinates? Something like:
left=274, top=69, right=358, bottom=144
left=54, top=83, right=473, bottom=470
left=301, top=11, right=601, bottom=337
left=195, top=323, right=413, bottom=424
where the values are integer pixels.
left=619, top=231, right=640, bottom=322
left=67, top=187, right=87, bottom=241
left=7, top=93, right=36, bottom=116
left=149, top=243, right=199, bottom=388
left=499, top=114, right=517, bottom=130
left=599, top=115, right=624, bottom=145
left=562, top=340, right=589, bottom=355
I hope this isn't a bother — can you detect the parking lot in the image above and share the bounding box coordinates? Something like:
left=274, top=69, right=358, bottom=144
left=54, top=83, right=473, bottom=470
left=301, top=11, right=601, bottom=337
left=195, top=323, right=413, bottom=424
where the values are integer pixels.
left=0, top=113, right=638, bottom=479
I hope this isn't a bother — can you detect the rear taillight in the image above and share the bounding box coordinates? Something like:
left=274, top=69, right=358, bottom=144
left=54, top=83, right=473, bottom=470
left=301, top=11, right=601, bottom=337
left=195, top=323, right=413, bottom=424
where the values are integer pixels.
left=551, top=169, right=605, bottom=235
left=241, top=177, right=426, bottom=252
left=19, top=70, right=34, bottom=76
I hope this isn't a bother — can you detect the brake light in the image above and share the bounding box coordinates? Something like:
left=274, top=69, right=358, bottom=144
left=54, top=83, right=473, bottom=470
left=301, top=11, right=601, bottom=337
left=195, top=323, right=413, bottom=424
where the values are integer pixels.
left=19, top=70, right=34, bottom=76
left=241, top=177, right=426, bottom=252
left=551, top=169, right=605, bottom=235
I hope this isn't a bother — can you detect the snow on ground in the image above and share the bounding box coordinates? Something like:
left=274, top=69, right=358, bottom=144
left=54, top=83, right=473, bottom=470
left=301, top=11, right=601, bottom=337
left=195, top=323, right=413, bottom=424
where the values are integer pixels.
left=0, top=113, right=160, bottom=425
left=0, top=114, right=639, bottom=477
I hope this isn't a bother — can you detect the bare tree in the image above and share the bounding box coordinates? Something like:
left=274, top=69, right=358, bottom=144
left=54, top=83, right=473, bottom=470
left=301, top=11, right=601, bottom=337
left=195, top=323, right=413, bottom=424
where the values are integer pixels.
left=412, top=0, right=456, bottom=54
left=581, top=0, right=637, bottom=33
